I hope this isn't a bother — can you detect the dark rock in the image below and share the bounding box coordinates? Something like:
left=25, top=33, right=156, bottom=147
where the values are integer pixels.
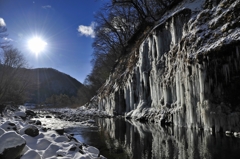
left=79, top=149, right=84, bottom=154
left=35, top=120, right=42, bottom=125
left=55, top=128, right=64, bottom=135
left=25, top=110, right=36, bottom=116
left=69, top=146, right=77, bottom=151
left=41, top=127, right=47, bottom=132
left=0, top=131, right=26, bottom=159
left=14, top=111, right=26, bottom=120
left=20, top=125, right=39, bottom=137
left=45, top=115, right=52, bottom=118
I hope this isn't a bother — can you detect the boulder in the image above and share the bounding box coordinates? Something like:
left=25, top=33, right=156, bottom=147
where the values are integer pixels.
left=1, top=121, right=17, bottom=131
left=36, top=138, right=51, bottom=150
left=21, top=150, right=41, bottom=159
left=0, top=131, right=26, bottom=159
left=20, top=125, right=39, bottom=137
left=14, top=111, right=27, bottom=119
left=55, top=128, right=64, bottom=135
left=25, top=110, right=36, bottom=117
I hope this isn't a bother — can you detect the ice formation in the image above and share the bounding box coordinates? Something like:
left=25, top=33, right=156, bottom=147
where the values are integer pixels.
left=88, top=0, right=240, bottom=133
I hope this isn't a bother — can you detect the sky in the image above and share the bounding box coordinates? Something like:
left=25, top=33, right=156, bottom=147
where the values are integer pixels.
left=0, top=0, right=108, bottom=83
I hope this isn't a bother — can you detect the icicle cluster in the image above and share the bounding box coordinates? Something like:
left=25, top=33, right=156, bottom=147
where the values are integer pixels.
left=89, top=0, right=240, bottom=132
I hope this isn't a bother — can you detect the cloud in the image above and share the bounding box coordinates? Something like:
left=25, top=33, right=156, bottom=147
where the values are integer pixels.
left=3, top=37, right=13, bottom=42
left=77, top=22, right=96, bottom=38
left=0, top=18, right=6, bottom=26
left=42, top=5, right=52, bottom=9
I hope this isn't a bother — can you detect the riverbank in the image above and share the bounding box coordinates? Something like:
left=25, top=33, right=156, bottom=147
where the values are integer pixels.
left=0, top=105, right=106, bottom=159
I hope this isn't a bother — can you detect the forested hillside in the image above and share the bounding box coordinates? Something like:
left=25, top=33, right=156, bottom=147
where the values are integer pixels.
left=23, top=68, right=84, bottom=104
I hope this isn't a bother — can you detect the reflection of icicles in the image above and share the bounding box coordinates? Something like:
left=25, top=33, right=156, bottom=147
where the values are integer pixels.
left=222, top=64, right=230, bottom=83
left=236, top=46, right=239, bottom=59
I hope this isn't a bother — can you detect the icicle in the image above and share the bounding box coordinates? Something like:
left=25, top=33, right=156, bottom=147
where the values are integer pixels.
left=222, top=64, right=230, bottom=83
left=198, top=64, right=205, bottom=103
left=236, top=46, right=239, bottom=59
left=176, top=71, right=181, bottom=107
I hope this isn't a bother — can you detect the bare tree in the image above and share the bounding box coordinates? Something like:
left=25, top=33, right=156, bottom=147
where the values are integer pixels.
left=83, top=0, right=182, bottom=99
left=0, top=47, right=29, bottom=104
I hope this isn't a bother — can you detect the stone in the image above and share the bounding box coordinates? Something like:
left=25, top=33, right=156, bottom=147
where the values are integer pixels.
left=0, top=131, right=26, bottom=159
left=20, top=125, right=39, bottom=137
left=14, top=111, right=27, bottom=119
left=55, top=128, right=64, bottom=135
left=21, top=150, right=41, bottom=159
left=25, top=110, right=36, bottom=117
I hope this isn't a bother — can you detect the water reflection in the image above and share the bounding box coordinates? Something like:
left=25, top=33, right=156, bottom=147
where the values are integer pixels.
left=95, top=118, right=240, bottom=159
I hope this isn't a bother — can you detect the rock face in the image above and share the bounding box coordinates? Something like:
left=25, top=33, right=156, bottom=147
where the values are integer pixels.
left=89, top=0, right=240, bottom=132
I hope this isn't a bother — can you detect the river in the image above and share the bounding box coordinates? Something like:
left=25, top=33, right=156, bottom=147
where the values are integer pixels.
left=64, top=117, right=240, bottom=159
left=36, top=114, right=240, bottom=159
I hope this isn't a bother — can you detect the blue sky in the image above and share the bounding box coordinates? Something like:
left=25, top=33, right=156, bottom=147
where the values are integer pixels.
left=0, top=0, right=108, bottom=83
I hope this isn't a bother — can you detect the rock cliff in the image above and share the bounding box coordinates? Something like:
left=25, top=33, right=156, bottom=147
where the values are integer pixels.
left=88, top=0, right=240, bottom=132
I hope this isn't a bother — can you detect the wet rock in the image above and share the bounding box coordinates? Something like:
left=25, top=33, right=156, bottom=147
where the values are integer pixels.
left=46, top=115, right=52, bottom=118
left=25, top=110, right=36, bottom=117
left=20, top=125, right=39, bottom=137
left=0, top=131, right=26, bottom=159
left=55, top=128, right=64, bottom=135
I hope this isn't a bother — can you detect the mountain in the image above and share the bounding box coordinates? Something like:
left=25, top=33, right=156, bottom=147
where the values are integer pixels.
left=87, top=0, right=240, bottom=133
left=23, top=68, right=83, bottom=103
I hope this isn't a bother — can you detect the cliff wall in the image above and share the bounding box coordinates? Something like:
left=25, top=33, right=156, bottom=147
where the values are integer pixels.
left=89, top=0, right=240, bottom=132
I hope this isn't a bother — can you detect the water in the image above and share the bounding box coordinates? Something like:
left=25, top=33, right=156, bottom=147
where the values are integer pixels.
left=37, top=115, right=240, bottom=159
left=66, top=118, right=240, bottom=159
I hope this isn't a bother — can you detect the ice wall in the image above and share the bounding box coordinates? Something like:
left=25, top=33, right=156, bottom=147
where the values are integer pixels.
left=90, top=0, right=240, bottom=132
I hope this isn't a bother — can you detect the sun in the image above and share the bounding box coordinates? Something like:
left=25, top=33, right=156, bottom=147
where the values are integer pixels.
left=28, top=37, right=47, bottom=54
